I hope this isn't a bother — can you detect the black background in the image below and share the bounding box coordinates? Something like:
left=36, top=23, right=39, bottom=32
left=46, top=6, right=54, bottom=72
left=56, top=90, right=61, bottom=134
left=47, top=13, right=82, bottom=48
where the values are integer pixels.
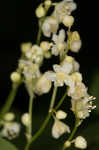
left=0, top=0, right=99, bottom=150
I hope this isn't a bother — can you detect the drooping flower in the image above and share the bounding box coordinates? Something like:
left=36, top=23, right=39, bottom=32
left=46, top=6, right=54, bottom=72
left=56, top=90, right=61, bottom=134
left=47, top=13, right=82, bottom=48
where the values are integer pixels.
left=51, top=29, right=67, bottom=56
left=74, top=136, right=87, bottom=149
left=52, top=119, right=70, bottom=139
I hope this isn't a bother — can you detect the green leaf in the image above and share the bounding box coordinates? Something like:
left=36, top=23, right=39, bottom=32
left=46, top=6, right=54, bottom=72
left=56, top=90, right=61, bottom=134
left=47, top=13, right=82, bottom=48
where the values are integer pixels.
left=0, top=138, right=18, bottom=150
left=89, top=70, right=99, bottom=114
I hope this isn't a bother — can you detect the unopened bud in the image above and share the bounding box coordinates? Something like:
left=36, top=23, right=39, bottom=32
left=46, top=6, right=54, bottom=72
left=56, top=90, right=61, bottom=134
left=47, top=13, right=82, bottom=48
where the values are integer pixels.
left=63, top=15, right=74, bottom=27
left=21, top=113, right=30, bottom=126
left=4, top=113, right=15, bottom=121
left=70, top=40, right=82, bottom=52
left=56, top=110, right=67, bottom=119
left=64, top=141, right=71, bottom=148
left=40, top=41, right=51, bottom=51
left=71, top=72, right=82, bottom=82
left=44, top=0, right=52, bottom=9
left=36, top=5, right=46, bottom=18
left=10, top=72, right=21, bottom=83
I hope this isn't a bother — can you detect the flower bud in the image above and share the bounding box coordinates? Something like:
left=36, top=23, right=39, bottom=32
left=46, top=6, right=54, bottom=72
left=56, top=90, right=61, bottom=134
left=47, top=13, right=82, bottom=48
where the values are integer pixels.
left=35, top=74, right=52, bottom=95
left=70, top=40, right=82, bottom=52
left=10, top=72, right=21, bottom=83
left=21, top=113, right=30, bottom=126
left=75, top=136, right=87, bottom=149
left=64, top=141, right=71, bottom=148
left=63, top=56, right=74, bottom=64
left=36, top=5, right=46, bottom=18
left=44, top=0, right=52, bottom=9
left=71, top=31, right=80, bottom=41
left=4, top=113, right=15, bottom=122
left=63, top=15, right=74, bottom=27
left=56, top=110, right=67, bottom=119
left=21, top=43, right=32, bottom=53
left=40, top=41, right=51, bottom=51
left=71, top=72, right=82, bottom=82
left=44, top=51, right=52, bottom=59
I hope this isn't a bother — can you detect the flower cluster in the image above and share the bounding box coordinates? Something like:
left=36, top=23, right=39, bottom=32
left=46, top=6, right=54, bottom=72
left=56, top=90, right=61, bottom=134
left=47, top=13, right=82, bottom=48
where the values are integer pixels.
left=0, top=0, right=96, bottom=150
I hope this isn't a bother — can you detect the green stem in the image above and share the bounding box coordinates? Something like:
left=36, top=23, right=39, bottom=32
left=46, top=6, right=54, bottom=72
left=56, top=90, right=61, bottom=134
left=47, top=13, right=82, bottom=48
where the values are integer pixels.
left=49, top=87, right=58, bottom=112
left=55, top=91, right=67, bottom=110
left=28, top=93, right=34, bottom=139
left=24, top=87, right=58, bottom=150
left=24, top=89, right=68, bottom=150
left=36, top=20, right=42, bottom=45
left=62, top=114, right=79, bottom=150
left=0, top=84, right=19, bottom=115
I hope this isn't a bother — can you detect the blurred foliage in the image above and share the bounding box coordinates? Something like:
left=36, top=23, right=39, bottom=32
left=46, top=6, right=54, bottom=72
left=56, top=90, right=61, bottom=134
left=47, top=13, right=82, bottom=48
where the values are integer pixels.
left=89, top=70, right=99, bottom=114
left=0, top=138, right=18, bottom=150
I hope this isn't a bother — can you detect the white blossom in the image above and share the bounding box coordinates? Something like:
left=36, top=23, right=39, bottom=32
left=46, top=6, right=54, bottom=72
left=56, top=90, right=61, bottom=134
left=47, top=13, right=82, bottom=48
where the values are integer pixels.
left=0, top=122, right=20, bottom=139
left=52, top=119, right=70, bottom=139
left=52, top=0, right=77, bottom=22
left=34, top=73, right=52, bottom=95
left=75, top=136, right=87, bottom=149
left=71, top=96, right=96, bottom=119
left=51, top=29, right=67, bottom=56
left=45, top=62, right=73, bottom=87
left=42, top=16, right=59, bottom=37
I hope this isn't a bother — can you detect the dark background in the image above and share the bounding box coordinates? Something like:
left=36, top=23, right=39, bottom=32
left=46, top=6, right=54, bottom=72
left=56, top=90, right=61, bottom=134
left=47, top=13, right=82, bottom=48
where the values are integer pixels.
left=0, top=0, right=99, bottom=150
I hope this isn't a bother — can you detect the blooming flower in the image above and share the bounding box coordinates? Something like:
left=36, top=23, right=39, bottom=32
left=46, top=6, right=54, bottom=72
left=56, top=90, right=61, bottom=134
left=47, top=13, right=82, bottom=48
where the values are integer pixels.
left=52, top=0, right=77, bottom=23
left=0, top=122, right=20, bottom=139
left=51, top=29, right=67, bottom=56
left=71, top=96, right=96, bottom=119
left=52, top=119, right=70, bottom=139
left=45, top=62, right=73, bottom=87
left=42, top=16, right=59, bottom=37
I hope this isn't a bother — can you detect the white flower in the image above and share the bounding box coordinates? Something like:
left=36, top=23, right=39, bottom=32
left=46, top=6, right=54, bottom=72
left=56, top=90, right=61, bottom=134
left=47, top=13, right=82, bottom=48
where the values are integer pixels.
left=52, top=0, right=77, bottom=22
left=19, top=60, right=41, bottom=80
left=52, top=119, right=70, bottom=139
left=42, top=16, right=59, bottom=37
left=1, top=122, right=20, bottom=139
left=45, top=62, right=73, bottom=87
left=67, top=80, right=87, bottom=100
left=34, top=73, right=52, bottom=95
left=75, top=136, right=87, bottom=149
left=62, top=56, right=80, bottom=72
left=71, top=96, right=96, bottom=119
left=51, top=29, right=67, bottom=56
left=70, top=40, right=82, bottom=53
left=56, top=110, right=67, bottom=119
left=25, top=45, right=43, bottom=64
